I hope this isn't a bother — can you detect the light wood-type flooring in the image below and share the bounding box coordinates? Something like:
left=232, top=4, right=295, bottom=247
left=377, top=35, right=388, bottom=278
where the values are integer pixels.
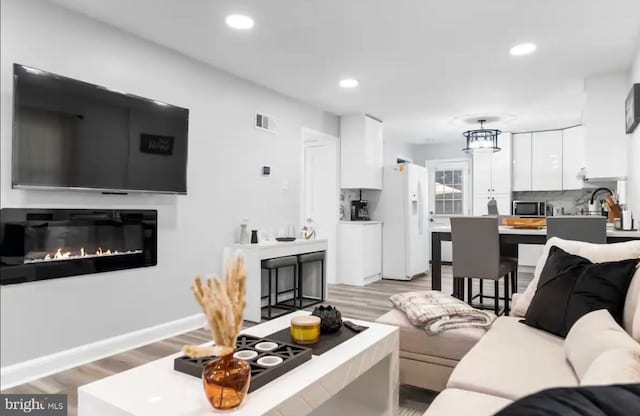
left=2, top=266, right=532, bottom=416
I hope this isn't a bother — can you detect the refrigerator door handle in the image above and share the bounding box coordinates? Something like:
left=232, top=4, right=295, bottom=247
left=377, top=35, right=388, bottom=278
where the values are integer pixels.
left=417, top=179, right=424, bottom=234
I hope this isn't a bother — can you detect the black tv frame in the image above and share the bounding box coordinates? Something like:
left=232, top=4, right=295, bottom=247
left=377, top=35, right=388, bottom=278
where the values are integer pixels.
left=11, top=63, right=189, bottom=195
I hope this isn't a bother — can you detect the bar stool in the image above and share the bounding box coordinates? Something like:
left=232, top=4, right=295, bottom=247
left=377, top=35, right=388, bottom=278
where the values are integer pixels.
left=261, top=255, right=298, bottom=320
left=450, top=216, right=516, bottom=316
left=296, top=251, right=325, bottom=308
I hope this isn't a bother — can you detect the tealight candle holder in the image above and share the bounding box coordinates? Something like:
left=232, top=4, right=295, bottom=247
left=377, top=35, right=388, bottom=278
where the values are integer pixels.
left=290, top=315, right=321, bottom=345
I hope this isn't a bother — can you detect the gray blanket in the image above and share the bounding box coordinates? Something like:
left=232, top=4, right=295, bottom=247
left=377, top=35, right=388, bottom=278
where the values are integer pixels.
left=389, top=290, right=496, bottom=334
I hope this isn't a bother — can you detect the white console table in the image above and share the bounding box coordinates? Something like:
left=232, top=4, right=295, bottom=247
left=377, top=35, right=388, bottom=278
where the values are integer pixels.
left=223, top=239, right=328, bottom=323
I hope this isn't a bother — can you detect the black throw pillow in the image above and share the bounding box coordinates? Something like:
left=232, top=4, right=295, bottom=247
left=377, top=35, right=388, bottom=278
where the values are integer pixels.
left=494, top=383, right=640, bottom=416
left=523, top=246, right=639, bottom=337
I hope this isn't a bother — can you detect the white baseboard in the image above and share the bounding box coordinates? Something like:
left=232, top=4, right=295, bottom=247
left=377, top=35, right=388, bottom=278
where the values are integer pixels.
left=1, top=313, right=205, bottom=390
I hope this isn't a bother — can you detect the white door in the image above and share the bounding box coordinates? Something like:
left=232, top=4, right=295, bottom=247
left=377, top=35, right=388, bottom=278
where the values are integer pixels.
left=427, top=159, right=472, bottom=220
left=531, top=130, right=563, bottom=190
left=490, top=132, right=512, bottom=194
left=562, top=126, right=586, bottom=190
left=302, top=129, right=339, bottom=285
left=472, top=152, right=493, bottom=195
left=406, top=164, right=429, bottom=275
left=512, top=132, right=532, bottom=191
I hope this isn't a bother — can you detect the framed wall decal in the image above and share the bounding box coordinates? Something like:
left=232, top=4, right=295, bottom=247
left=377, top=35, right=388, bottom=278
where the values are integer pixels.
left=625, top=83, right=640, bottom=134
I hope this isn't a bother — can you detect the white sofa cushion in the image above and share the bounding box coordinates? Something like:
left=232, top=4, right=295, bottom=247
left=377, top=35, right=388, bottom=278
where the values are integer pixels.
left=511, top=237, right=640, bottom=340
left=423, top=388, right=512, bottom=416
left=564, top=309, right=640, bottom=379
left=581, top=348, right=640, bottom=386
left=447, top=317, right=578, bottom=400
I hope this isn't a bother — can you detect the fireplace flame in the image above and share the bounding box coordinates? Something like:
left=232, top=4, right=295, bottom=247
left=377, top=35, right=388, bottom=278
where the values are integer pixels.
left=24, top=247, right=143, bottom=264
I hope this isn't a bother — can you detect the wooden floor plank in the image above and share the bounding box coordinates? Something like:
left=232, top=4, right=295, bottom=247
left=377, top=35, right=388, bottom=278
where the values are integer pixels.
left=1, top=267, right=532, bottom=416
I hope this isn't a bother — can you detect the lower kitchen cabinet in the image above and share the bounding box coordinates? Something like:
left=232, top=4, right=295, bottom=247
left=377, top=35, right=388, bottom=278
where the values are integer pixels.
left=337, top=222, right=382, bottom=286
left=518, top=244, right=544, bottom=272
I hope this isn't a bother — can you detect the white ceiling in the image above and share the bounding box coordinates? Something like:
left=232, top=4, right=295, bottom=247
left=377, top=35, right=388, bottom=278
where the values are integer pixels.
left=49, top=0, right=640, bottom=143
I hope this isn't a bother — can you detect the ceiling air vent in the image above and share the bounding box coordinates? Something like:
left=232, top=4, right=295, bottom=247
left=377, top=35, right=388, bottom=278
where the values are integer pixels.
left=255, top=113, right=276, bottom=133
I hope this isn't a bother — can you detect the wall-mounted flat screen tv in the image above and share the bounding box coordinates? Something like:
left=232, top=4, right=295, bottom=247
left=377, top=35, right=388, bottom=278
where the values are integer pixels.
left=12, top=64, right=189, bottom=194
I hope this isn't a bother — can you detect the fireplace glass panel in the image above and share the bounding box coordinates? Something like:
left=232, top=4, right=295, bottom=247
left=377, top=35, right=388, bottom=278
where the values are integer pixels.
left=1, top=209, right=157, bottom=285
left=24, top=224, right=144, bottom=264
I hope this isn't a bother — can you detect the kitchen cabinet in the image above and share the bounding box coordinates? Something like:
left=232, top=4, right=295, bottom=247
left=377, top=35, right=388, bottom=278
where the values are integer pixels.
left=512, top=133, right=532, bottom=191
left=562, top=125, right=586, bottom=190
left=531, top=130, right=563, bottom=191
left=518, top=244, right=544, bottom=271
left=340, top=115, right=383, bottom=189
left=472, top=132, right=511, bottom=215
left=583, top=73, right=628, bottom=180
left=337, top=222, right=382, bottom=286
left=512, top=126, right=586, bottom=191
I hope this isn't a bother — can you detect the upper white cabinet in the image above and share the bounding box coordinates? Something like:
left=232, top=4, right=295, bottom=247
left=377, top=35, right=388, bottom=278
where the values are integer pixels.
left=583, top=73, right=628, bottom=180
left=491, top=132, right=512, bottom=194
left=512, top=126, right=585, bottom=191
left=472, top=132, right=511, bottom=215
left=531, top=130, right=563, bottom=191
left=512, top=133, right=532, bottom=191
left=340, top=115, right=383, bottom=189
left=472, top=152, right=493, bottom=195
left=562, top=125, right=586, bottom=190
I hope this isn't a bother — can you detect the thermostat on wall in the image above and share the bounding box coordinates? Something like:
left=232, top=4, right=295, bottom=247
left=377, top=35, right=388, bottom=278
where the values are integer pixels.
left=262, top=166, right=271, bottom=175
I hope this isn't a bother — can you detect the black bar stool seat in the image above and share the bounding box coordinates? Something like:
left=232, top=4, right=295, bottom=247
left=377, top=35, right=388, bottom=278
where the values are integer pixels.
left=295, top=250, right=326, bottom=309
left=263, top=256, right=298, bottom=269
left=261, top=255, right=298, bottom=320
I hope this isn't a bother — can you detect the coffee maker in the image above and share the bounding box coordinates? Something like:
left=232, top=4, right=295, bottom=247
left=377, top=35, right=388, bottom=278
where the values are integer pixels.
left=351, top=197, right=370, bottom=221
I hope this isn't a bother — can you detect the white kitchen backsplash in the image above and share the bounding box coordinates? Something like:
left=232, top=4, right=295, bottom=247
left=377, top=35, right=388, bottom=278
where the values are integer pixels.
left=512, top=186, right=617, bottom=215
left=340, top=189, right=360, bottom=221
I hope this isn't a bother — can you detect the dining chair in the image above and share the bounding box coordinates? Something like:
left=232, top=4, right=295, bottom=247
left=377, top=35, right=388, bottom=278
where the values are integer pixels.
left=546, top=216, right=607, bottom=244
left=450, top=216, right=516, bottom=315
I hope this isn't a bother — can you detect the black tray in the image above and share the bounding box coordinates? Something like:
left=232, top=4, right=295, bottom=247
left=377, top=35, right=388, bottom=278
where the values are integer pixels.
left=265, top=324, right=368, bottom=356
left=173, top=334, right=312, bottom=393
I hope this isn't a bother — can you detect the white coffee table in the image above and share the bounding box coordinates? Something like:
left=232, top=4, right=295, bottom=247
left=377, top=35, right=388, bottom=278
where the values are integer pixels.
left=78, top=311, right=399, bottom=416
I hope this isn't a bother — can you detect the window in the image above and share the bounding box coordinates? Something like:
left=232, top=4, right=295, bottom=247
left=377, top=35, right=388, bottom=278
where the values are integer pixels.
left=434, top=169, right=464, bottom=215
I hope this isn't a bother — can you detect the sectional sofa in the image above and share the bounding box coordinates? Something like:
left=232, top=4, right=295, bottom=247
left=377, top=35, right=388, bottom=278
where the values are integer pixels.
left=377, top=237, right=640, bottom=415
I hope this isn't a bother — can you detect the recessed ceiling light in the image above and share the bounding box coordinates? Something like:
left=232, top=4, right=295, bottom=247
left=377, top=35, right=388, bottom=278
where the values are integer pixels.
left=509, top=43, right=537, bottom=56
left=339, top=78, right=359, bottom=88
left=225, top=14, right=254, bottom=30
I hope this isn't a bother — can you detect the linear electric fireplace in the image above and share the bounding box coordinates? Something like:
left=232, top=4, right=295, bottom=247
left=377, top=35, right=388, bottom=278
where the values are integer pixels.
left=0, top=209, right=157, bottom=285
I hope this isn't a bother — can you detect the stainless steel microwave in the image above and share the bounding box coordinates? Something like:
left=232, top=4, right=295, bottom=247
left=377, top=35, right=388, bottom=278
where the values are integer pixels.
left=512, top=201, right=546, bottom=217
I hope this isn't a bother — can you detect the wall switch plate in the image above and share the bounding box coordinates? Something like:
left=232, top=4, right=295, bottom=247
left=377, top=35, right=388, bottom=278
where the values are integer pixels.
left=262, top=166, right=271, bottom=175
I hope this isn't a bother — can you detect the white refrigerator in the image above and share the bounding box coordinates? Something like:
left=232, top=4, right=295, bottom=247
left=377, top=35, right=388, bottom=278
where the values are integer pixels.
left=380, top=163, right=430, bottom=280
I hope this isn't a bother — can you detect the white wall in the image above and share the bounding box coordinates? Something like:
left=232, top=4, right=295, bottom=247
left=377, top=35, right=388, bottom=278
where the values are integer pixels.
left=629, top=41, right=640, bottom=217
left=413, top=141, right=469, bottom=165
left=382, top=138, right=416, bottom=166
left=0, top=0, right=338, bottom=366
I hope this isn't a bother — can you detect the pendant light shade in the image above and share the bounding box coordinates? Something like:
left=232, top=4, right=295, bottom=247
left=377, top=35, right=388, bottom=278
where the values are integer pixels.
left=462, top=120, right=501, bottom=153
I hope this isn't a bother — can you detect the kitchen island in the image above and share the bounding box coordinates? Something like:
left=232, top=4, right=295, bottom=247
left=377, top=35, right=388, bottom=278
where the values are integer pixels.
left=430, top=225, right=640, bottom=299
left=223, top=239, right=328, bottom=322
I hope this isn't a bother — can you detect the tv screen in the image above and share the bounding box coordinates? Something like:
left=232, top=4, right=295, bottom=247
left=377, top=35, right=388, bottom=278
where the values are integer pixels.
left=12, top=64, right=189, bottom=194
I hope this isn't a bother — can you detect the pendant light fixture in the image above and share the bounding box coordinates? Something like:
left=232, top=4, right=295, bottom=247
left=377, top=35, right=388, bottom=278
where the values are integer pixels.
left=462, top=119, right=501, bottom=153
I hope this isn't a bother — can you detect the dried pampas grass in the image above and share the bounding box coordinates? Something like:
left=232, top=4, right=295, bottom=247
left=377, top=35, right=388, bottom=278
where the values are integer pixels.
left=182, top=255, right=246, bottom=358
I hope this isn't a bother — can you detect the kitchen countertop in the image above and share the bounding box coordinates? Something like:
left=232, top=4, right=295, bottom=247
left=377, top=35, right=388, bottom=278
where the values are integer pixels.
left=340, top=220, right=383, bottom=224
left=430, top=224, right=640, bottom=238
left=229, top=238, right=328, bottom=250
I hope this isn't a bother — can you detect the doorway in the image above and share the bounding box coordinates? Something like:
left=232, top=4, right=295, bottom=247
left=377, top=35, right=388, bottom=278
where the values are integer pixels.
left=301, top=128, right=339, bottom=286
left=425, top=158, right=471, bottom=264
left=425, top=158, right=472, bottom=221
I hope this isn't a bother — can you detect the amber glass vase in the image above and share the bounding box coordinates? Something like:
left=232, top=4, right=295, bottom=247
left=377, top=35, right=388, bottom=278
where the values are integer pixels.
left=202, top=354, right=251, bottom=411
